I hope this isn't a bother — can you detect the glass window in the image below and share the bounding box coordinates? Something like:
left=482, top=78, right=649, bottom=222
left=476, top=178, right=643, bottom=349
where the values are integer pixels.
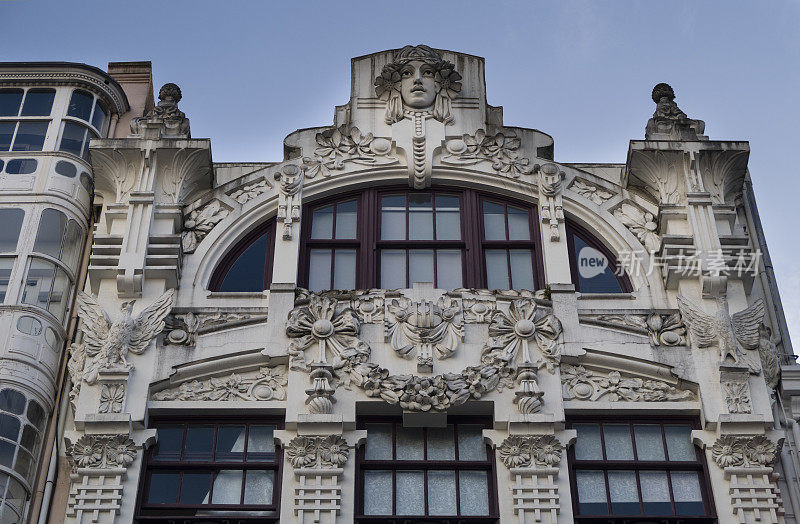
left=0, top=209, right=24, bottom=253
left=21, top=258, right=72, bottom=321
left=139, top=420, right=281, bottom=519
left=20, top=89, right=54, bottom=117
left=5, top=159, right=37, bottom=175
left=358, top=419, right=496, bottom=520
left=16, top=316, right=42, bottom=336
left=569, top=224, right=630, bottom=293
left=211, top=223, right=274, bottom=292
left=54, top=160, right=77, bottom=178
left=481, top=199, right=537, bottom=290
left=11, top=122, right=47, bottom=151
left=79, top=172, right=92, bottom=193
left=0, top=388, right=46, bottom=497
left=58, top=121, right=94, bottom=159
left=0, top=122, right=14, bottom=151
left=91, top=102, right=107, bottom=132
left=568, top=420, right=712, bottom=522
left=67, top=90, right=94, bottom=121
left=0, top=90, right=23, bottom=117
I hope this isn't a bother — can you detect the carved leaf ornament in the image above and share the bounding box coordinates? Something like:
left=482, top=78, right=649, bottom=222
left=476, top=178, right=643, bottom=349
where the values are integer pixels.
left=483, top=300, right=562, bottom=372
left=442, top=129, right=532, bottom=178
left=711, top=435, right=778, bottom=468
left=497, top=435, right=563, bottom=469
left=302, top=125, right=396, bottom=179
left=285, top=435, right=350, bottom=469
left=152, top=366, right=288, bottom=402
left=561, top=364, right=694, bottom=402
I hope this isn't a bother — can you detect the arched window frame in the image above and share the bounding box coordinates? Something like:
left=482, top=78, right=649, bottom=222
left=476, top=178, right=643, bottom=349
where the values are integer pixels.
left=566, top=220, right=633, bottom=293
left=298, top=186, right=546, bottom=291
left=209, top=220, right=276, bottom=292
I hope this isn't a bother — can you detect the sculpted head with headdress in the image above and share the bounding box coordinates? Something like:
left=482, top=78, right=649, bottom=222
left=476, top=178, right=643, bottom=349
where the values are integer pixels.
left=374, top=45, right=462, bottom=125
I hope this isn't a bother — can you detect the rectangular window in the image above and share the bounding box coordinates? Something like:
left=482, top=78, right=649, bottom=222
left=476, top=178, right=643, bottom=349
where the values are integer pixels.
left=138, top=420, right=282, bottom=521
left=357, top=418, right=497, bottom=521
left=568, top=418, right=714, bottom=523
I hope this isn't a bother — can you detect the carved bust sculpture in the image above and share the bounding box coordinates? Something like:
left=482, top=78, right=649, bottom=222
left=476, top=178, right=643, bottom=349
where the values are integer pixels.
left=645, top=82, right=706, bottom=140
left=129, top=82, right=191, bottom=139
left=374, top=45, right=462, bottom=125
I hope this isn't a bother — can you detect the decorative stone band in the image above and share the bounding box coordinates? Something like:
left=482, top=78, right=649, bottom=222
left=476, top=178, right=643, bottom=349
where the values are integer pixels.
left=579, top=311, right=687, bottom=347
left=150, top=366, right=288, bottom=402
left=561, top=364, right=695, bottom=402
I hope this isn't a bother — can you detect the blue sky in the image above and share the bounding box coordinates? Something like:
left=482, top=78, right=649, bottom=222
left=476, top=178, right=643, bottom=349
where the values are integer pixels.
left=3, top=0, right=799, bottom=348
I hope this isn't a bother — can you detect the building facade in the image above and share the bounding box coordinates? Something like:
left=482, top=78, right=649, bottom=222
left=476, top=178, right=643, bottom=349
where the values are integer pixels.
left=0, top=46, right=798, bottom=523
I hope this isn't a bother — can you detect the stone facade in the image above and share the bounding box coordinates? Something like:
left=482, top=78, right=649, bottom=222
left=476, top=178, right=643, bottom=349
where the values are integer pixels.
left=0, top=47, right=798, bottom=523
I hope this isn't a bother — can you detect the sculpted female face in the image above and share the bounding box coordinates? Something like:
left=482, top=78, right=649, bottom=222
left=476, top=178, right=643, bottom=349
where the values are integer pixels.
left=399, top=60, right=436, bottom=110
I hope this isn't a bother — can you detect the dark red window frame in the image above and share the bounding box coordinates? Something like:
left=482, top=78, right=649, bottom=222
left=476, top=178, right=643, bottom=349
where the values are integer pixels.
left=209, top=220, right=276, bottom=292
left=566, top=220, right=633, bottom=293
left=355, top=415, right=500, bottom=523
left=298, top=186, right=546, bottom=291
left=134, top=417, right=283, bottom=523
left=566, top=416, right=716, bottom=523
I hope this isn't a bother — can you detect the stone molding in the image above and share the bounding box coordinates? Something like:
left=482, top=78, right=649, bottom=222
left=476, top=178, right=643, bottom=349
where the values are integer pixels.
left=150, top=365, right=287, bottom=402
left=561, top=364, right=695, bottom=402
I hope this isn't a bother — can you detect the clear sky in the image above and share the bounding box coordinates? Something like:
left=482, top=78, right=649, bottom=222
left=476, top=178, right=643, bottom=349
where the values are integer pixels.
left=3, top=0, right=799, bottom=348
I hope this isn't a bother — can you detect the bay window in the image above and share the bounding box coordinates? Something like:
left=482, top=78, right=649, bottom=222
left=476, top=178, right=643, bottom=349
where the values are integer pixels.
left=0, top=88, right=54, bottom=152
left=58, top=89, right=107, bottom=159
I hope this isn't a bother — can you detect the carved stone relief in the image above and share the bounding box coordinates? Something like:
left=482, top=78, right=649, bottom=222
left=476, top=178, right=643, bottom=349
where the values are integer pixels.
left=151, top=366, right=287, bottom=402
left=65, top=434, right=137, bottom=471
left=613, top=202, right=660, bottom=253
left=301, top=125, right=397, bottom=179
left=645, top=83, right=706, bottom=141
left=285, top=435, right=350, bottom=523
left=229, top=176, right=272, bottom=204
left=570, top=178, right=614, bottom=205
left=98, top=384, right=125, bottom=414
left=561, top=364, right=695, bottom=402
left=164, top=310, right=266, bottom=346
left=536, top=163, right=565, bottom=241
left=711, top=434, right=779, bottom=469
left=498, top=434, right=564, bottom=523
left=441, top=129, right=533, bottom=178
left=722, top=379, right=752, bottom=414
left=285, top=435, right=350, bottom=469
left=129, top=82, right=191, bottom=139
left=497, top=434, right=563, bottom=469
left=182, top=199, right=230, bottom=253
left=581, top=312, right=687, bottom=346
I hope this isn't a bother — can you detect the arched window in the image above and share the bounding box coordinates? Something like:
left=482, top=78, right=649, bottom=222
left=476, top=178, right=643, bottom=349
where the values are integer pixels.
left=566, top=221, right=632, bottom=293
left=209, top=221, right=276, bottom=292
left=299, top=188, right=545, bottom=291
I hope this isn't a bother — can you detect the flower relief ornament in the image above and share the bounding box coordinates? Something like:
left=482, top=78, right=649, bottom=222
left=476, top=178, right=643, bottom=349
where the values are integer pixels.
left=497, top=434, right=563, bottom=469
left=285, top=435, right=350, bottom=469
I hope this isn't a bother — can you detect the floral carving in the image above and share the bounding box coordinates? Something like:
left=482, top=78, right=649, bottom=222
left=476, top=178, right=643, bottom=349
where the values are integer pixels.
left=385, top=297, right=463, bottom=372
left=229, top=177, right=272, bottom=204
left=722, top=379, right=752, bottom=414
left=646, top=312, right=687, bottom=346
left=570, top=179, right=614, bottom=205
left=613, top=202, right=660, bottom=253
left=462, top=297, right=495, bottom=323
left=302, top=125, right=397, bottom=179
left=65, top=434, right=138, bottom=471
left=285, top=435, right=350, bottom=469
left=98, top=384, right=125, bottom=414
left=711, top=435, right=778, bottom=468
left=151, top=366, right=287, bottom=402
left=182, top=200, right=230, bottom=253
left=497, top=434, right=563, bottom=469
left=482, top=300, right=562, bottom=372
left=441, top=129, right=533, bottom=178
left=561, top=365, right=694, bottom=402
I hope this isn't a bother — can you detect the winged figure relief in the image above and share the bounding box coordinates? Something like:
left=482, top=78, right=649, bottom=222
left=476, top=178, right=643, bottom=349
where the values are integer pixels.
left=677, top=295, right=765, bottom=373
left=76, top=289, right=175, bottom=384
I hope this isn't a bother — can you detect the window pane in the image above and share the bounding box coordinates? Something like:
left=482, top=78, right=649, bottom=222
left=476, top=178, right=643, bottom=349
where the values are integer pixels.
left=426, top=425, right=454, bottom=460
left=311, top=204, right=334, bottom=239
left=12, top=122, right=47, bottom=151
left=507, top=205, right=530, bottom=240
left=333, top=249, right=356, bottom=290
left=246, top=425, right=275, bottom=456
left=153, top=426, right=183, bottom=461
left=91, top=103, right=107, bottom=132
left=184, top=426, right=214, bottom=461
left=21, top=258, right=56, bottom=310
left=0, top=209, right=24, bottom=253
left=81, top=129, right=96, bottom=158
left=365, top=424, right=393, bottom=460
left=576, top=470, right=608, bottom=515
left=20, top=425, right=38, bottom=453
left=55, top=160, right=76, bottom=178
left=485, top=250, right=509, bottom=289
left=396, top=426, right=423, bottom=460
left=21, top=90, right=54, bottom=117
left=0, top=259, right=13, bottom=303
left=17, top=316, right=42, bottom=336
left=6, top=476, right=25, bottom=512
left=335, top=200, right=357, bottom=238
left=308, top=249, right=331, bottom=292
left=603, top=424, right=634, bottom=461
left=482, top=201, right=506, bottom=240
left=640, top=471, right=671, bottom=515
left=671, top=471, right=703, bottom=515
left=0, top=90, right=23, bottom=116
left=0, top=391, right=25, bottom=415
left=435, top=195, right=460, bottom=240
left=243, top=470, right=274, bottom=505
left=608, top=470, right=639, bottom=515
left=147, top=472, right=179, bottom=503
left=573, top=234, right=623, bottom=293
left=408, top=249, right=433, bottom=286
left=409, top=193, right=433, bottom=240
left=436, top=250, right=462, bottom=289
left=396, top=470, right=424, bottom=515
left=45, top=328, right=60, bottom=353
left=61, top=221, right=83, bottom=268
left=363, top=470, right=393, bottom=515
left=79, top=172, right=92, bottom=193
left=179, top=472, right=212, bottom=504
left=59, top=122, right=86, bottom=157
left=381, top=194, right=405, bottom=240
left=509, top=250, right=534, bottom=290
left=459, top=470, right=489, bottom=515
left=218, top=233, right=268, bottom=292
left=380, top=249, right=405, bottom=289
left=0, top=122, right=14, bottom=151
left=0, top=441, right=14, bottom=468
left=574, top=424, right=603, bottom=460
left=48, top=266, right=71, bottom=321
left=457, top=425, right=486, bottom=461
left=34, top=209, right=67, bottom=259
left=5, top=159, right=37, bottom=175
left=212, top=470, right=241, bottom=504
left=67, top=91, right=94, bottom=121
left=0, top=415, right=19, bottom=441
left=427, top=470, right=456, bottom=515
left=13, top=452, right=31, bottom=483
left=215, top=425, right=245, bottom=460
left=665, top=426, right=695, bottom=461
left=26, top=400, right=45, bottom=430
left=634, top=425, right=665, bottom=461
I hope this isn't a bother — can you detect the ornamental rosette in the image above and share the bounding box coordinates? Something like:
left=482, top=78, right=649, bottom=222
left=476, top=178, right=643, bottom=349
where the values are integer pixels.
left=711, top=435, right=745, bottom=468
left=483, top=300, right=562, bottom=372
left=68, top=436, right=103, bottom=468
left=532, top=434, right=563, bottom=467
left=498, top=435, right=531, bottom=468
left=744, top=435, right=777, bottom=466
left=319, top=435, right=349, bottom=467
left=286, top=436, right=319, bottom=468
left=106, top=435, right=137, bottom=468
